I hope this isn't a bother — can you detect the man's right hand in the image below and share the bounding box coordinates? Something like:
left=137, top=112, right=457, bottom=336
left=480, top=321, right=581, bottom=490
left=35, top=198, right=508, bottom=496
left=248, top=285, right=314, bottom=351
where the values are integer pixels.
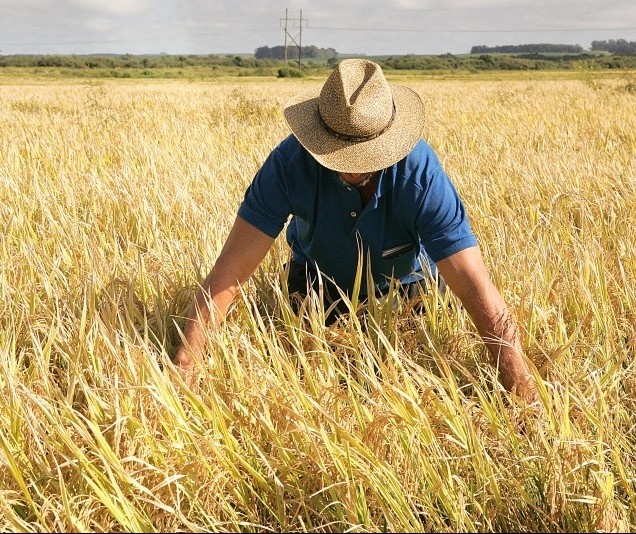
left=170, top=215, right=275, bottom=373
left=171, top=346, right=195, bottom=370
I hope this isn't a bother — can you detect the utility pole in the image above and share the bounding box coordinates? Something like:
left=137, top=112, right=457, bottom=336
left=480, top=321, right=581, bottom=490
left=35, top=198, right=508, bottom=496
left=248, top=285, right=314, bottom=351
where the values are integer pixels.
left=283, top=9, right=288, bottom=66
left=298, top=9, right=303, bottom=70
left=280, top=9, right=308, bottom=69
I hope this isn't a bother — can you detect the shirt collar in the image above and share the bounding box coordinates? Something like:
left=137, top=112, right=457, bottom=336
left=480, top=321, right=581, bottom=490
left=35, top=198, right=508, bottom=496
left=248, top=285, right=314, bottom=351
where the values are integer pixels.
left=329, top=167, right=392, bottom=199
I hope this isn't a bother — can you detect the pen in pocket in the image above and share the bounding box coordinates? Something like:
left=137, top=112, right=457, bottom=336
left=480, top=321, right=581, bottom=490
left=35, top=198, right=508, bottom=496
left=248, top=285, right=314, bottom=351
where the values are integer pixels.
left=382, top=243, right=415, bottom=260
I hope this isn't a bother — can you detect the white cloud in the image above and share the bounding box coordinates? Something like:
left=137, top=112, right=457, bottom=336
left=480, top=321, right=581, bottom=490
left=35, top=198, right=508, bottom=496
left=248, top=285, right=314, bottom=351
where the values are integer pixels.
left=66, top=0, right=152, bottom=16
left=85, top=17, right=116, bottom=32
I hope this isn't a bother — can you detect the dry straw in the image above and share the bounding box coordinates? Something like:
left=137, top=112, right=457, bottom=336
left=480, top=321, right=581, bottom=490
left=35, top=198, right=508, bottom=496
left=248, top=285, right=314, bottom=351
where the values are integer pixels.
left=0, top=72, right=635, bottom=532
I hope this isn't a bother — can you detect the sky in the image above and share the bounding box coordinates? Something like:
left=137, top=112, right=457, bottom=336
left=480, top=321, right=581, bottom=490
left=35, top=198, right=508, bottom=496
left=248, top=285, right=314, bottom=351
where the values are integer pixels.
left=1, top=0, right=635, bottom=56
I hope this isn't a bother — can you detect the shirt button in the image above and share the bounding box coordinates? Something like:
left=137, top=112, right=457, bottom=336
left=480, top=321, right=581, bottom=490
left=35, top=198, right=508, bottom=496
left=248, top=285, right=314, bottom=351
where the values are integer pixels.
left=350, top=211, right=357, bottom=217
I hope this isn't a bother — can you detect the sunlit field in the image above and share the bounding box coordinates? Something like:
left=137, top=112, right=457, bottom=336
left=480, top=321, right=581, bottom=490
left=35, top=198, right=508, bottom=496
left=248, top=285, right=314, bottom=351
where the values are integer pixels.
left=1, top=72, right=635, bottom=532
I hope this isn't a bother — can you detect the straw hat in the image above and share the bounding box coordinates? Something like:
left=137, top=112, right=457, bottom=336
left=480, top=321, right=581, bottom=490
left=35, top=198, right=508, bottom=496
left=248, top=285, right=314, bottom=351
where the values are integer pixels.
left=283, top=58, right=425, bottom=173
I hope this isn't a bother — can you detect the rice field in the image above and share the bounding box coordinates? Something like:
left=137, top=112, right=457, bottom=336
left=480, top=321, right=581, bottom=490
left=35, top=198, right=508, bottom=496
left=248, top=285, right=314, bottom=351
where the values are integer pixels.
left=1, top=72, right=635, bottom=532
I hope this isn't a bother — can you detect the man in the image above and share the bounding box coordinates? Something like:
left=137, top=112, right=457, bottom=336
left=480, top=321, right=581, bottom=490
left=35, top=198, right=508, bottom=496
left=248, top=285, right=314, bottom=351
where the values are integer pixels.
left=173, top=59, right=536, bottom=402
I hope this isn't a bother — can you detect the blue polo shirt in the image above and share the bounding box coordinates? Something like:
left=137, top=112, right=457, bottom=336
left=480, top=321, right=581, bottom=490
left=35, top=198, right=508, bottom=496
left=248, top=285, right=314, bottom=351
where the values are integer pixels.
left=238, top=135, right=477, bottom=296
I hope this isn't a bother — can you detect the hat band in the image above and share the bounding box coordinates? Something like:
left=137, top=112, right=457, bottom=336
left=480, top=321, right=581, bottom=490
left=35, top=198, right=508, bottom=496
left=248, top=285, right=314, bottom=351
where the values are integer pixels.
left=318, top=102, right=396, bottom=143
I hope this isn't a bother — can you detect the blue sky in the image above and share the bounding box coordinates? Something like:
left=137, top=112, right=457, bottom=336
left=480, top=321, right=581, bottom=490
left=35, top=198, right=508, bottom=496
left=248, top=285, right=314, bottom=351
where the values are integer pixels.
left=1, top=0, right=635, bottom=56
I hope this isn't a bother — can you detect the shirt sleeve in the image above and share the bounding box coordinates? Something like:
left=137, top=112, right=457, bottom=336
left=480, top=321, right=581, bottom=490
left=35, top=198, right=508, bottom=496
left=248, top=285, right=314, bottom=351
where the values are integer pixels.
left=237, top=147, right=293, bottom=239
left=417, top=166, right=478, bottom=263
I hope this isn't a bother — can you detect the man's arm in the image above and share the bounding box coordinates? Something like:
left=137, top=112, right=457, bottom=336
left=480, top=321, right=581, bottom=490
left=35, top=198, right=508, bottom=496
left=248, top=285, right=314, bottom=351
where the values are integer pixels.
left=172, top=216, right=275, bottom=369
left=435, top=246, right=536, bottom=402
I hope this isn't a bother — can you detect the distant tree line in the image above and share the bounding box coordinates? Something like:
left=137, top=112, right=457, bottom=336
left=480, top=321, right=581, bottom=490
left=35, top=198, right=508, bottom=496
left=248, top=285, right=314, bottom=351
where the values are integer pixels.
left=379, top=53, right=636, bottom=71
left=254, top=45, right=337, bottom=60
left=591, top=39, right=636, bottom=55
left=471, top=43, right=584, bottom=54
left=0, top=54, right=277, bottom=69
left=2, top=48, right=636, bottom=76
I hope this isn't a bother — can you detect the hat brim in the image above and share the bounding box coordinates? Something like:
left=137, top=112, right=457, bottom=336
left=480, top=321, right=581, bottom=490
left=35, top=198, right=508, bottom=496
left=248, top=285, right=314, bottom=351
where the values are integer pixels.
left=283, top=84, right=425, bottom=173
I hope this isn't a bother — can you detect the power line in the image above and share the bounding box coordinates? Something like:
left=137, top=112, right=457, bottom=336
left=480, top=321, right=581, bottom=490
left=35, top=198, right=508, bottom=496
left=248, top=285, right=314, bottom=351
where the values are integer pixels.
left=387, top=1, right=635, bottom=12
left=309, top=25, right=636, bottom=34
left=0, top=28, right=279, bottom=48
left=0, top=38, right=162, bottom=47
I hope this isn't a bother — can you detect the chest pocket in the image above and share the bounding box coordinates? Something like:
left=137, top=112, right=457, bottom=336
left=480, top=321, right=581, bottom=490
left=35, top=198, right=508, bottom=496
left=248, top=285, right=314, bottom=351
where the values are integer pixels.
left=379, top=242, right=417, bottom=280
